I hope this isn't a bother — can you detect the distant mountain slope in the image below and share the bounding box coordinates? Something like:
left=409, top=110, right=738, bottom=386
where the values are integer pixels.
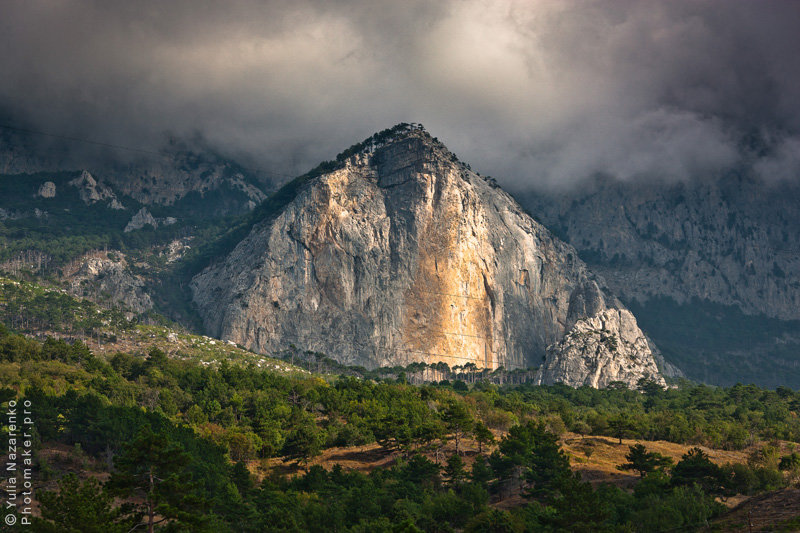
left=0, top=126, right=275, bottom=216
left=0, top=126, right=283, bottom=326
left=191, top=124, right=663, bottom=388
left=521, top=175, right=800, bottom=388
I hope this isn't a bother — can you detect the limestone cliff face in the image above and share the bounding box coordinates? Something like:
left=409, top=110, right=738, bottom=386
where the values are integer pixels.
left=191, top=126, right=663, bottom=386
left=537, top=308, right=664, bottom=388
left=522, top=175, right=800, bottom=320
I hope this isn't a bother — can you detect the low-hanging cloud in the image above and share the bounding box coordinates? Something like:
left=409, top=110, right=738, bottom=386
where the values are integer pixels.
left=1, top=0, right=799, bottom=189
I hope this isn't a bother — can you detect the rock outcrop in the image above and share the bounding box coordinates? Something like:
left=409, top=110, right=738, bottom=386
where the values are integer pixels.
left=37, top=181, right=56, bottom=198
left=124, top=208, right=158, bottom=232
left=537, top=306, right=664, bottom=388
left=69, top=170, right=123, bottom=208
left=123, top=208, right=180, bottom=232
left=191, top=125, right=663, bottom=387
left=108, top=198, right=125, bottom=210
left=64, top=252, right=153, bottom=315
left=162, top=238, right=192, bottom=263
left=537, top=280, right=664, bottom=387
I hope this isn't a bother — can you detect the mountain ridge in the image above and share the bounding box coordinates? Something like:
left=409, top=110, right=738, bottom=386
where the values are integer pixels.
left=0, top=125, right=273, bottom=214
left=521, top=173, right=800, bottom=387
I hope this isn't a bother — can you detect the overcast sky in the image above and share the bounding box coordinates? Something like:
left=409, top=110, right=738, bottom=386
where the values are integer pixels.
left=1, top=0, right=799, bottom=189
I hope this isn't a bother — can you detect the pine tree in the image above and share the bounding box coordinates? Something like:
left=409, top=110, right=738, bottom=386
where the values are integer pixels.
left=107, top=426, right=207, bottom=533
left=282, top=416, right=323, bottom=467
left=445, top=454, right=467, bottom=486
left=470, top=455, right=493, bottom=488
left=442, top=400, right=474, bottom=455
left=671, top=447, right=724, bottom=494
left=619, top=444, right=673, bottom=477
left=608, top=413, right=635, bottom=444
left=34, top=474, right=139, bottom=533
left=473, top=421, right=495, bottom=454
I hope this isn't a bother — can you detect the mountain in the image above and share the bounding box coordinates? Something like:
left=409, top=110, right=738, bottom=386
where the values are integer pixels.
left=191, top=124, right=663, bottom=388
left=0, top=126, right=286, bottom=326
left=0, top=127, right=273, bottom=218
left=521, top=175, right=800, bottom=388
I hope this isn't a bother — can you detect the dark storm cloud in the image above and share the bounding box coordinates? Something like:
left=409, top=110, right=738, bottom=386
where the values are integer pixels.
left=1, top=0, right=799, bottom=188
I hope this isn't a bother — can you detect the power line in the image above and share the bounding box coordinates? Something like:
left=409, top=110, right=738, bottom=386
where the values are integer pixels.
left=393, top=330, right=497, bottom=364
left=410, top=288, right=490, bottom=302
left=394, top=323, right=489, bottom=341
left=423, top=327, right=486, bottom=340
left=397, top=348, right=494, bottom=364
left=0, top=123, right=297, bottom=181
left=392, top=284, right=498, bottom=364
left=1, top=123, right=165, bottom=157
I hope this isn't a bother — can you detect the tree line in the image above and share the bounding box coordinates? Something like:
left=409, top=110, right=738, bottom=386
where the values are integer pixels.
left=0, top=326, right=799, bottom=531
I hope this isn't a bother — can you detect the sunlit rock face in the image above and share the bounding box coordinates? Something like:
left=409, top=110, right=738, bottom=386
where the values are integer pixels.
left=537, top=303, right=665, bottom=388
left=191, top=125, right=663, bottom=386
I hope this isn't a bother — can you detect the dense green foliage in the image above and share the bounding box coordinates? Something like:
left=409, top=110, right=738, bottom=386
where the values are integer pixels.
left=34, top=473, right=139, bottom=533
left=0, top=277, right=133, bottom=335
left=0, top=326, right=797, bottom=531
left=628, top=296, right=800, bottom=389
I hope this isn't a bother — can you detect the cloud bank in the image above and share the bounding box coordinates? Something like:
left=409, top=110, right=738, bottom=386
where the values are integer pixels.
left=1, top=0, right=799, bottom=189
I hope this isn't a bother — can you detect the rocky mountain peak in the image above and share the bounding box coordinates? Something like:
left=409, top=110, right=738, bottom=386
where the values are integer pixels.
left=191, top=127, right=664, bottom=388
left=303, top=123, right=463, bottom=178
left=342, top=123, right=434, bottom=156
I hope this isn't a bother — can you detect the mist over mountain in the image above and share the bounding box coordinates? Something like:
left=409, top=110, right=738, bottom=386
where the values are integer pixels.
left=1, top=2, right=798, bottom=388
left=2, top=1, right=799, bottom=190
left=5, top=6, right=800, bottom=531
